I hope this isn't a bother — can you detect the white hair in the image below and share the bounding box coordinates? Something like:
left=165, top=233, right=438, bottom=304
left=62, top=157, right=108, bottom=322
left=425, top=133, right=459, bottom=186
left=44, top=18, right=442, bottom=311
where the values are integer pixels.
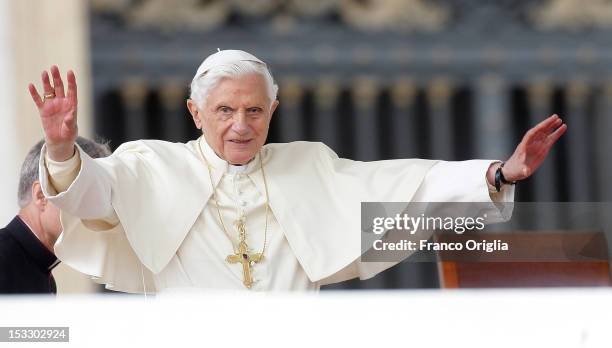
left=189, top=60, right=278, bottom=110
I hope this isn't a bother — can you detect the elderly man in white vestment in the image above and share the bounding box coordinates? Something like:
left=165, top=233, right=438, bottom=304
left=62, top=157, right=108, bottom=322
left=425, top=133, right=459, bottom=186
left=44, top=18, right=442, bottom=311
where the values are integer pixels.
left=28, top=50, right=567, bottom=293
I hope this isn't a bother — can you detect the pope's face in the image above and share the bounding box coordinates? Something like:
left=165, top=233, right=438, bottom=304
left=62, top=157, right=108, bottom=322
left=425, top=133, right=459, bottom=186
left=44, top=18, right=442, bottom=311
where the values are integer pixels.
left=188, top=73, right=278, bottom=165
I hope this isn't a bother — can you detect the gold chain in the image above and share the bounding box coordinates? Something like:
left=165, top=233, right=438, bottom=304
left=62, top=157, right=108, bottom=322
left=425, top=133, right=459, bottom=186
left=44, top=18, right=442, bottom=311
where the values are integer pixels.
left=196, top=138, right=269, bottom=257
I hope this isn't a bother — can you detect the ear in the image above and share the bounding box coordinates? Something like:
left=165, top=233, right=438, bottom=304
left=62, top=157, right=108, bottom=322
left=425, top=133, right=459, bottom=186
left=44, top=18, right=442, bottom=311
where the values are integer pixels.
left=186, top=99, right=203, bottom=129
left=31, top=181, right=47, bottom=211
left=270, top=99, right=279, bottom=118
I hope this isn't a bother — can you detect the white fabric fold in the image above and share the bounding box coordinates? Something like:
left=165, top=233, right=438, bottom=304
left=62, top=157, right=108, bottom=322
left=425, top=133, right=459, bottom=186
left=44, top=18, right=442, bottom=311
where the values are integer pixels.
left=40, top=138, right=514, bottom=292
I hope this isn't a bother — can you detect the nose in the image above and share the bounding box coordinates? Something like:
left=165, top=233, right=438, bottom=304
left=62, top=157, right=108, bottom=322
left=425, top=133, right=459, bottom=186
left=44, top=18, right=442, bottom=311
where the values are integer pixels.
left=231, top=113, right=249, bottom=135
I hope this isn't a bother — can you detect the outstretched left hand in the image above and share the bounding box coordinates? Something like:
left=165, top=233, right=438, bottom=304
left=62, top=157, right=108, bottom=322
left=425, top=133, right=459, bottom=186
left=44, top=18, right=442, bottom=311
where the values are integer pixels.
left=499, top=114, right=567, bottom=183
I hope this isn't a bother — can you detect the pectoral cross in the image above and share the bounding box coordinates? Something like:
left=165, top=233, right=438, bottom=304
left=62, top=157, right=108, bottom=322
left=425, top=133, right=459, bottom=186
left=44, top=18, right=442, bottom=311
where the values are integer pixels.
left=225, top=218, right=263, bottom=289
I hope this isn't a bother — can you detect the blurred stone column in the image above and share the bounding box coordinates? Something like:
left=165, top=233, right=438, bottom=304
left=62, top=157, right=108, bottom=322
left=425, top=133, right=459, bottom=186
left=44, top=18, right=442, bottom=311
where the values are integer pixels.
left=473, top=75, right=513, bottom=158
left=313, top=78, right=340, bottom=152
left=595, top=84, right=612, bottom=248
left=277, top=77, right=305, bottom=142
left=565, top=80, right=591, bottom=201
left=121, top=80, right=149, bottom=141
left=527, top=81, right=557, bottom=201
left=427, top=77, right=453, bottom=160
left=5, top=0, right=94, bottom=216
left=527, top=80, right=558, bottom=228
left=390, top=79, right=418, bottom=158
left=11, top=0, right=94, bottom=143
left=160, top=81, right=187, bottom=142
left=0, top=0, right=19, bottom=223
left=595, top=83, right=612, bottom=201
left=353, top=77, right=380, bottom=161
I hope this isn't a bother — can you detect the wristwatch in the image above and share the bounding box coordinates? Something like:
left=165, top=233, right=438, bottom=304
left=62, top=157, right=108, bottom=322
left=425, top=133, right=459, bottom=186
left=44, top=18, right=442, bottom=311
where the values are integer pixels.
left=495, top=162, right=516, bottom=192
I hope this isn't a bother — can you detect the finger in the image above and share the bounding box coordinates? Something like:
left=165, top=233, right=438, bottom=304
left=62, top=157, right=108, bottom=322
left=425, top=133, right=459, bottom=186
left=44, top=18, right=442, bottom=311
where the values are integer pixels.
left=546, top=123, right=568, bottom=146
left=51, top=65, right=65, bottom=98
left=66, top=70, right=77, bottom=102
left=28, top=83, right=43, bottom=108
left=545, top=117, right=563, bottom=133
left=41, top=70, right=54, bottom=96
left=533, top=114, right=560, bottom=132
left=526, top=115, right=562, bottom=140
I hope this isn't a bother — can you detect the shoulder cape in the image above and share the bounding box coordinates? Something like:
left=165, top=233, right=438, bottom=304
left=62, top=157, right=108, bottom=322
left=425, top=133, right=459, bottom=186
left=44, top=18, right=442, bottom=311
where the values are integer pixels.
left=46, top=140, right=437, bottom=292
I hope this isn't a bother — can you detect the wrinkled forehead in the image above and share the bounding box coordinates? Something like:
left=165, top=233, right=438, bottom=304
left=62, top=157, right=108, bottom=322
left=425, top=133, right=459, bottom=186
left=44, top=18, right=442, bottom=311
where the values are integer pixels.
left=206, top=74, right=270, bottom=106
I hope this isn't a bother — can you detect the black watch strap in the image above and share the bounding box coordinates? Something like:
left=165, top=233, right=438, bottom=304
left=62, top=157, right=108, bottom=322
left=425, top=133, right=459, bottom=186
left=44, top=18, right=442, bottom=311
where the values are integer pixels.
left=495, top=162, right=516, bottom=192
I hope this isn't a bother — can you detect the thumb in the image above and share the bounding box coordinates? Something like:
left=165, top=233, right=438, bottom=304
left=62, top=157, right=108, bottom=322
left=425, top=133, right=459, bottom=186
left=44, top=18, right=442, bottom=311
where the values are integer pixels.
left=63, top=111, right=78, bottom=134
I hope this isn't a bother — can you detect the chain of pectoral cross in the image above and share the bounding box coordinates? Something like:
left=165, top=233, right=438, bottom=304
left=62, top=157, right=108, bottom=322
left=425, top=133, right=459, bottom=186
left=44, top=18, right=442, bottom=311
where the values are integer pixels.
left=198, top=139, right=271, bottom=290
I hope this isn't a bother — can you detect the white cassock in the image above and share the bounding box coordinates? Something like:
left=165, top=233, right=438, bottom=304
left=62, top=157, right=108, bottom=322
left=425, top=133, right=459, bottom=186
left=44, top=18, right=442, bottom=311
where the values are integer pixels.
left=39, top=137, right=514, bottom=293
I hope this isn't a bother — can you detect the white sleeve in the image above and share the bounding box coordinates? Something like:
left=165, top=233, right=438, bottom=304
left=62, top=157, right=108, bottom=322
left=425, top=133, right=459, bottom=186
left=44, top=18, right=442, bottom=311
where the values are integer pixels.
left=44, top=148, right=81, bottom=194
left=39, top=143, right=116, bottom=221
left=40, top=143, right=154, bottom=293
left=411, top=159, right=515, bottom=224
left=321, top=160, right=516, bottom=286
left=412, top=160, right=514, bottom=203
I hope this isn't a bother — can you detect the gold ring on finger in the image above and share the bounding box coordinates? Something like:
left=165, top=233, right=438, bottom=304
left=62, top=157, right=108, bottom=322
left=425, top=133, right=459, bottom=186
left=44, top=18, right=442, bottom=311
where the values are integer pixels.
left=43, top=93, right=55, bottom=102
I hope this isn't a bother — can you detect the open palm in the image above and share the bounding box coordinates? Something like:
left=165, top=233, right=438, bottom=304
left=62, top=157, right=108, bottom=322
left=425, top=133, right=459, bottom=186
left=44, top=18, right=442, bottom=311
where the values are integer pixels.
left=28, top=65, right=78, bottom=160
left=503, top=114, right=567, bottom=182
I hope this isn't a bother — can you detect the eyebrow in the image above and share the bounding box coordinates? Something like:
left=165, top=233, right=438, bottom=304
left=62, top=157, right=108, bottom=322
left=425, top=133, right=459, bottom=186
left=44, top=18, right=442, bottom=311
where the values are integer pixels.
left=213, top=102, right=266, bottom=110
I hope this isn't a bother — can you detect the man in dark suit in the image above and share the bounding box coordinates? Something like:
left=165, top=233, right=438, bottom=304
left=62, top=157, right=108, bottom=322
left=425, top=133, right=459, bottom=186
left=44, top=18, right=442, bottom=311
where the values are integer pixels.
left=0, top=137, right=110, bottom=294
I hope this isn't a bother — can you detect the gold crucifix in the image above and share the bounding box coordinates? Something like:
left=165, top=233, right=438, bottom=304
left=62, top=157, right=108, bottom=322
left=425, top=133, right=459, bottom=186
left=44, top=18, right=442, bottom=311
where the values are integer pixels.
left=226, top=218, right=263, bottom=289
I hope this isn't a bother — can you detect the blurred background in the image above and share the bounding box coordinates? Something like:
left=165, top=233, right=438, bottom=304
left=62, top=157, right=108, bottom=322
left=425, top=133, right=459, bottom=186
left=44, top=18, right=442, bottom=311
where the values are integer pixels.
left=1, top=0, right=611, bottom=294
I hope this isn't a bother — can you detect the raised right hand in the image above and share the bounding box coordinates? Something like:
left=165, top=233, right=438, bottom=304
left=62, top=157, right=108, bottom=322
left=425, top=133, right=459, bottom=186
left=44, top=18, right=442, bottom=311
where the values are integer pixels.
left=28, top=65, right=78, bottom=161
